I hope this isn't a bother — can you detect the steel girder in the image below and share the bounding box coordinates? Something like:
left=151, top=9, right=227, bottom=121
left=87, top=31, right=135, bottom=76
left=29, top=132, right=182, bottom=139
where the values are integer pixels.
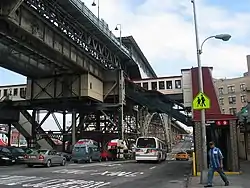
left=47, top=110, right=139, bottom=144
left=24, top=0, right=120, bottom=69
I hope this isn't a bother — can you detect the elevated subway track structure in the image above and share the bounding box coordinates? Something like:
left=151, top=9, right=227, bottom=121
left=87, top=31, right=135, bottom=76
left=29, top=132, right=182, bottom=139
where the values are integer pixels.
left=0, top=0, right=190, bottom=151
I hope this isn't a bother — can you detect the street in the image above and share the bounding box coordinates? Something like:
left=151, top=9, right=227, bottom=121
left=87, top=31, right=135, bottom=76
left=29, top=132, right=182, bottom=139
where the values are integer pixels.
left=0, top=142, right=192, bottom=188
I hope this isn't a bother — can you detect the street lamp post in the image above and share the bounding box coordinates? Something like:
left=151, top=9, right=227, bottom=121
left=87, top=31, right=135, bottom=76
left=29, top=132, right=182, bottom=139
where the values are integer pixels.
left=92, top=0, right=100, bottom=23
left=115, top=24, right=122, bottom=47
left=191, top=0, right=231, bottom=184
left=115, top=23, right=124, bottom=143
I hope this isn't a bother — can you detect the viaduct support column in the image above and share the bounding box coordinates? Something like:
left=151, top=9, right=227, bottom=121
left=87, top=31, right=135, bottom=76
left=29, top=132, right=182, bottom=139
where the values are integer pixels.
left=118, top=69, right=125, bottom=141
left=7, top=123, right=11, bottom=146
left=72, top=110, right=76, bottom=146
left=96, top=112, right=101, bottom=148
left=31, top=110, right=37, bottom=148
left=62, top=111, right=66, bottom=152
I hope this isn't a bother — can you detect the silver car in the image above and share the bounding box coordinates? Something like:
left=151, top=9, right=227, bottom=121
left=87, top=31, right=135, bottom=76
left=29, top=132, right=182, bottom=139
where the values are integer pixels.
left=24, top=149, right=66, bottom=167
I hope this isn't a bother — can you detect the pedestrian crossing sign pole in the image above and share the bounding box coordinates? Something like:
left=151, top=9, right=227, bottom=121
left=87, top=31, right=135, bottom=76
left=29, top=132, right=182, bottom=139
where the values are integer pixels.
left=192, top=92, right=211, bottom=110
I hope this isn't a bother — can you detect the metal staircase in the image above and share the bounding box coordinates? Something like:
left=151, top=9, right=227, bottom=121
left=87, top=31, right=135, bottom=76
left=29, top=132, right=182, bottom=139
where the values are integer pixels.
left=0, top=96, right=56, bottom=149
left=20, top=110, right=56, bottom=149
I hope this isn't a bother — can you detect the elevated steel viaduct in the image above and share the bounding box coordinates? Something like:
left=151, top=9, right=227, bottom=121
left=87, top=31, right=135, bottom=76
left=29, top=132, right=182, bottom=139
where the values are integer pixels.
left=0, top=0, right=191, bottom=151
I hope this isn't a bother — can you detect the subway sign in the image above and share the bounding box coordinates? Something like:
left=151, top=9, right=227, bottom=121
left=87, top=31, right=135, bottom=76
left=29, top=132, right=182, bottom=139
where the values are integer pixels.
left=206, top=120, right=229, bottom=126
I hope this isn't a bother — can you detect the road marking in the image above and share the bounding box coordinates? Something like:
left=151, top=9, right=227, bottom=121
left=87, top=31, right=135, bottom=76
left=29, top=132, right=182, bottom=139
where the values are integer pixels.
left=0, top=175, right=111, bottom=188
left=149, top=166, right=156, bottom=170
left=52, top=169, right=98, bottom=174
left=69, top=162, right=123, bottom=168
left=90, top=170, right=144, bottom=177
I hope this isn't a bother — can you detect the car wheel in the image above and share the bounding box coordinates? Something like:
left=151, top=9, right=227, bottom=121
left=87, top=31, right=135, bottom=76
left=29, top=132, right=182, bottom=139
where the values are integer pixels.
left=61, top=159, right=66, bottom=166
left=27, top=164, right=33, bottom=167
left=46, top=160, right=51, bottom=168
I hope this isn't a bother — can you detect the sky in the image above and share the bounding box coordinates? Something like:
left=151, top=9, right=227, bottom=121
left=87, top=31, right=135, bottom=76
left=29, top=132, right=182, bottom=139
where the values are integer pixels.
left=1, top=0, right=250, bottom=131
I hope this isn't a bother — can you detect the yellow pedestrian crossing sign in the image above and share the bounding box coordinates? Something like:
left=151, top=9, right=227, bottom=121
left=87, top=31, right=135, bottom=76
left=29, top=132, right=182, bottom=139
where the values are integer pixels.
left=192, top=92, right=211, bottom=110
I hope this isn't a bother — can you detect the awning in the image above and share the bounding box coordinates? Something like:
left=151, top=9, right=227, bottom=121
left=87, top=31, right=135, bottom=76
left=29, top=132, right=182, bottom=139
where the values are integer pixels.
left=0, top=139, right=6, bottom=146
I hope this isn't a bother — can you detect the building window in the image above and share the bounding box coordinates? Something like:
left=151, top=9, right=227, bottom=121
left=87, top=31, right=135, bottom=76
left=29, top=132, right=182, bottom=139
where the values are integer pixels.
left=136, top=83, right=141, bottom=87
left=228, top=96, right=236, bottom=104
left=3, top=89, right=7, bottom=96
left=240, top=83, right=246, bottom=91
left=227, top=85, right=235, bottom=94
left=222, top=108, right=225, bottom=114
left=159, top=81, right=165, bottom=90
left=229, top=108, right=237, bottom=115
left=20, top=88, right=26, bottom=98
left=166, top=81, right=172, bottom=89
left=175, top=80, right=181, bottom=89
left=219, top=98, right=224, bottom=105
left=151, top=82, right=157, bottom=90
left=142, top=82, right=148, bottom=90
left=218, top=87, right=223, bottom=95
left=241, top=95, right=247, bottom=103
left=13, top=88, right=18, bottom=96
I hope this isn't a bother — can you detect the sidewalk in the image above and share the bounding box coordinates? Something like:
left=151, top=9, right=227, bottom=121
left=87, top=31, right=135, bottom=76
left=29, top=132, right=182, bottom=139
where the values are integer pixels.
left=188, top=161, right=250, bottom=188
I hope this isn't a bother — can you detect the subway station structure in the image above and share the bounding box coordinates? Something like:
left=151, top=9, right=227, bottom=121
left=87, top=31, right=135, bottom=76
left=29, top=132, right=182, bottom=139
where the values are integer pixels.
left=0, top=0, right=189, bottom=152
left=0, top=0, right=239, bottom=171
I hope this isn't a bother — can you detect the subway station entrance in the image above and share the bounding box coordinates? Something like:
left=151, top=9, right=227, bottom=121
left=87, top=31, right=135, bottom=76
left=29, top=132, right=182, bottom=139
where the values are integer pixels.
left=194, top=116, right=239, bottom=172
left=206, top=120, right=231, bottom=171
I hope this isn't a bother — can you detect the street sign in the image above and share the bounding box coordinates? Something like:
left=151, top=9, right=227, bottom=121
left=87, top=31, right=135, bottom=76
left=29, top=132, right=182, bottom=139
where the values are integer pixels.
left=192, top=92, right=211, bottom=110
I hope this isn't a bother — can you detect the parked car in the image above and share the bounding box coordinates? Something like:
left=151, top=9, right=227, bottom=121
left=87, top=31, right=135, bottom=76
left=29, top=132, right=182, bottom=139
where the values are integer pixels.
left=24, top=149, right=66, bottom=167
left=71, top=139, right=101, bottom=163
left=6, top=146, right=26, bottom=164
left=57, top=152, right=72, bottom=161
left=0, top=147, right=16, bottom=165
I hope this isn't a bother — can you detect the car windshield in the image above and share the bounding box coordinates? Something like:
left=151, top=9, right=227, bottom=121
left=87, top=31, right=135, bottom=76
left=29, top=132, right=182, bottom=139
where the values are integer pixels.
left=136, top=138, right=156, bottom=148
left=14, top=148, right=25, bottom=153
left=7, top=147, right=21, bottom=153
left=177, top=152, right=187, bottom=155
left=30, top=149, right=48, bottom=155
left=0, top=147, right=11, bottom=154
left=25, top=149, right=34, bottom=154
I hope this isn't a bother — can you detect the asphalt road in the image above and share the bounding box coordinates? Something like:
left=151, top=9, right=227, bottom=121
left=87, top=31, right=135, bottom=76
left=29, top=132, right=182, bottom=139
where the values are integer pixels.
left=0, top=142, right=191, bottom=188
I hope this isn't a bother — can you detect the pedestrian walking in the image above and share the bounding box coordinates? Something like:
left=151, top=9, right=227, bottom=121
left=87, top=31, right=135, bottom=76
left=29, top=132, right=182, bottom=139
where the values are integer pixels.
left=204, top=141, right=229, bottom=187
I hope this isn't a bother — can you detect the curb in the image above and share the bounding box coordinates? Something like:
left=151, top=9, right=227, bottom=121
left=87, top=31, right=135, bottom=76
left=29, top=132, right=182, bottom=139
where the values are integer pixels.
left=196, top=171, right=242, bottom=176
left=184, top=163, right=193, bottom=188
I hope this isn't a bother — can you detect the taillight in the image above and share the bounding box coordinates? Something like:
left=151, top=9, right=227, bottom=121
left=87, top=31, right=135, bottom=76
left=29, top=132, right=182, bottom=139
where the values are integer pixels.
left=38, top=155, right=44, bottom=160
left=24, top=154, right=28, bottom=159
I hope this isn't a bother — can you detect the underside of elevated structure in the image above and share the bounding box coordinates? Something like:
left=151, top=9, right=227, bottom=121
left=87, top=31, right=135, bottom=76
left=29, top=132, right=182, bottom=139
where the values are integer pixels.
left=0, top=0, right=190, bottom=151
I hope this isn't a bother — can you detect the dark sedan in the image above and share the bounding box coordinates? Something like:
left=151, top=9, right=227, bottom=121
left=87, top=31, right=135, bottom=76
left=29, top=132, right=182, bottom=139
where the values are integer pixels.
left=6, top=147, right=26, bottom=163
left=0, top=147, right=16, bottom=165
